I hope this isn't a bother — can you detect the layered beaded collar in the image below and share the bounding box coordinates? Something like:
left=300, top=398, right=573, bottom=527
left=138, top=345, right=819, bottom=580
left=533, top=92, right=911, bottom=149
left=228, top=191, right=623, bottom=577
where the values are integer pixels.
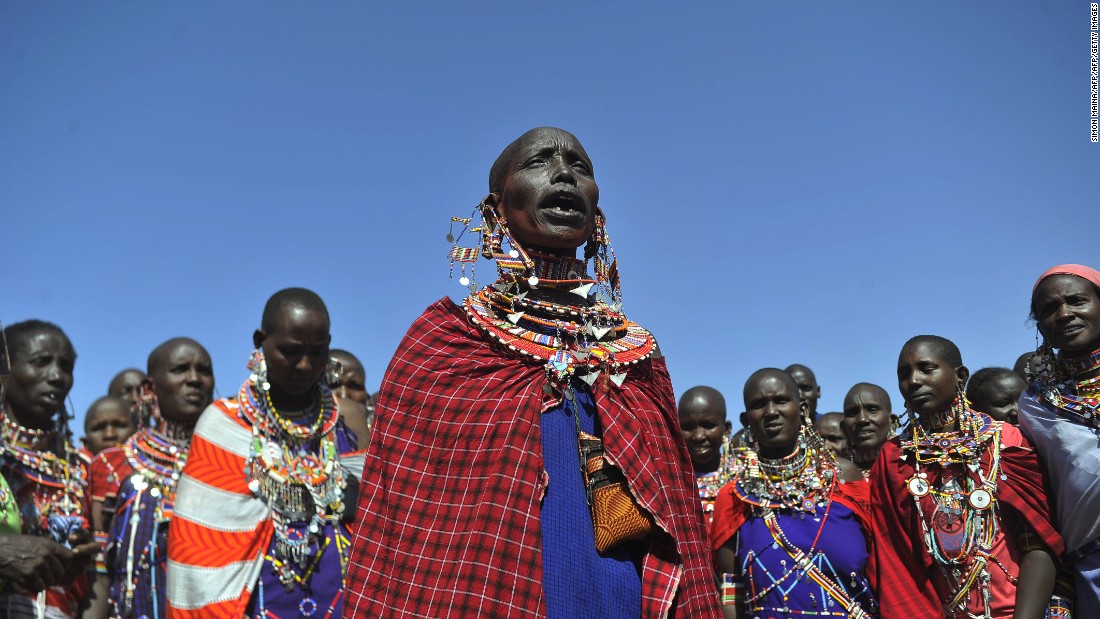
left=463, top=251, right=655, bottom=395
left=1, top=413, right=53, bottom=451
left=1032, top=344, right=1100, bottom=432
left=732, top=441, right=838, bottom=513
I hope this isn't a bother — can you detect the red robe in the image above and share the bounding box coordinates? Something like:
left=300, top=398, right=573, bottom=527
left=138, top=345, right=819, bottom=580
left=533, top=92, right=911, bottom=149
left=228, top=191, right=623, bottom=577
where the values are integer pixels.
left=868, top=422, right=1064, bottom=618
left=344, top=297, right=719, bottom=618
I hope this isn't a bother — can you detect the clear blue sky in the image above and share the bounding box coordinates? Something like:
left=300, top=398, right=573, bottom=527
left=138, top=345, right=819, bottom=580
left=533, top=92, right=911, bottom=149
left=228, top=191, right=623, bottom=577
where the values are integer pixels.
left=3, top=2, right=1098, bottom=435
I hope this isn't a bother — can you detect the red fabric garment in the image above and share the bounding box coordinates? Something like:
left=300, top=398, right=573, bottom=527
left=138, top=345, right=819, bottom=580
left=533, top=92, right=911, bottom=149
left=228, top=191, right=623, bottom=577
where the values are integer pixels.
left=88, top=446, right=131, bottom=504
left=345, top=297, right=719, bottom=618
left=868, top=422, right=1064, bottom=619
left=709, top=474, right=871, bottom=551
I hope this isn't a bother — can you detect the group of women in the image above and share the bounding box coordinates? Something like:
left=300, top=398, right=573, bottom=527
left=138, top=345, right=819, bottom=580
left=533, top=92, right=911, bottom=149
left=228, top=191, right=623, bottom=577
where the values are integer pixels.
left=0, top=126, right=1097, bottom=618
left=706, top=265, right=1100, bottom=619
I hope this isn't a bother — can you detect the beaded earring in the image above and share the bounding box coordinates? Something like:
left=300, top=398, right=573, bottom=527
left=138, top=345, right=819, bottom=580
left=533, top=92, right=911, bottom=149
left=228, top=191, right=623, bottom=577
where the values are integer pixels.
left=585, top=206, right=623, bottom=310
left=1028, top=341, right=1058, bottom=385
left=446, top=201, right=536, bottom=290
left=325, top=357, right=343, bottom=390
left=742, top=425, right=758, bottom=452
left=135, top=380, right=161, bottom=428
left=248, top=349, right=271, bottom=392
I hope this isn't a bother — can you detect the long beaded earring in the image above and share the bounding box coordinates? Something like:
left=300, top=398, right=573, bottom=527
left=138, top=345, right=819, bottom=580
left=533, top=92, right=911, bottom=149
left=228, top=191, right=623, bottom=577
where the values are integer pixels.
left=585, top=206, right=623, bottom=310
left=136, top=380, right=160, bottom=428
left=249, top=349, right=271, bottom=392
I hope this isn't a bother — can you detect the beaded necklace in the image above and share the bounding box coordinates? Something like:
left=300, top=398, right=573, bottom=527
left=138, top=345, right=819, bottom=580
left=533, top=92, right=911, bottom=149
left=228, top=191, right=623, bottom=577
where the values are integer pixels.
left=900, top=401, right=1003, bottom=618
left=1035, top=344, right=1100, bottom=433
left=463, top=263, right=655, bottom=394
left=236, top=376, right=348, bottom=591
left=114, top=421, right=192, bottom=618
left=695, top=440, right=739, bottom=520
left=732, top=436, right=876, bottom=617
left=732, top=441, right=838, bottom=514
left=0, top=413, right=87, bottom=537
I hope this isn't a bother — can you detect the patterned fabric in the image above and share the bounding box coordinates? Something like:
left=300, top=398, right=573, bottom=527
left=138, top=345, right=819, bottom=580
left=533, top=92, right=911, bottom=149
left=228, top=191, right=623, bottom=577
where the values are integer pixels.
left=164, top=399, right=365, bottom=619
left=345, top=297, right=718, bottom=618
left=0, top=439, right=90, bottom=619
left=868, top=422, right=1064, bottom=619
left=711, top=478, right=876, bottom=618
left=90, top=440, right=182, bottom=619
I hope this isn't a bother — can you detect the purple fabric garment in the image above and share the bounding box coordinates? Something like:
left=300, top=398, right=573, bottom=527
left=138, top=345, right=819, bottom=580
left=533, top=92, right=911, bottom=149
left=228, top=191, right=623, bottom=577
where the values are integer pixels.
left=245, top=419, right=358, bottom=618
left=735, top=501, right=878, bottom=618
left=106, top=475, right=170, bottom=619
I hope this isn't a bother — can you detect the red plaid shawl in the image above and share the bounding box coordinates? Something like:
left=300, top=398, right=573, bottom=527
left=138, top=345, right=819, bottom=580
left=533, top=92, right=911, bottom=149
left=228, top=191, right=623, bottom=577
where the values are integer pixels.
left=868, top=422, right=1064, bottom=618
left=345, top=297, right=719, bottom=618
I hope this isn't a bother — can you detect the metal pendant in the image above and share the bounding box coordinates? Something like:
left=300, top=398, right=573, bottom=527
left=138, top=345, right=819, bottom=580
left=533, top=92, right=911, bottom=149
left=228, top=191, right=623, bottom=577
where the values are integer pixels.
left=907, top=476, right=930, bottom=497
left=968, top=488, right=993, bottom=510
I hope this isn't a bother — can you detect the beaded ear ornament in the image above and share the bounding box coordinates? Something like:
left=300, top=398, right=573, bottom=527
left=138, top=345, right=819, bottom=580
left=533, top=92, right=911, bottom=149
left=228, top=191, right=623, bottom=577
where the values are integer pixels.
left=446, top=202, right=623, bottom=310
left=446, top=201, right=535, bottom=291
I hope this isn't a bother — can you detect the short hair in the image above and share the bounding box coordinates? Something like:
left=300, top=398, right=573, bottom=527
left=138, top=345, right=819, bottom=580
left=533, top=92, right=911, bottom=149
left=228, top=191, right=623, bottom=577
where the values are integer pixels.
left=743, top=368, right=799, bottom=405
left=2, top=319, right=72, bottom=362
left=261, top=288, right=330, bottom=333
left=147, top=338, right=210, bottom=375
left=814, top=412, right=844, bottom=429
left=844, top=382, right=892, bottom=411
left=678, top=385, right=727, bottom=421
left=330, top=349, right=365, bottom=374
left=967, top=367, right=1022, bottom=401
left=83, top=395, right=132, bottom=433
left=488, top=127, right=590, bottom=195
left=901, top=334, right=963, bottom=368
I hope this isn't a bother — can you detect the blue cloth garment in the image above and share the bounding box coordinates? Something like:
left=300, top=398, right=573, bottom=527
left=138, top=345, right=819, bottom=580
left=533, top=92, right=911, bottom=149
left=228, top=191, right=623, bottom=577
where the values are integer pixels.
left=539, top=383, right=643, bottom=619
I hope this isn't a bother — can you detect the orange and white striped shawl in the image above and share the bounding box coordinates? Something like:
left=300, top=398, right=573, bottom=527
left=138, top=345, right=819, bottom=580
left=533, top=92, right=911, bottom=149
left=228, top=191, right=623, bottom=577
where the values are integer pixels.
left=165, top=398, right=365, bottom=619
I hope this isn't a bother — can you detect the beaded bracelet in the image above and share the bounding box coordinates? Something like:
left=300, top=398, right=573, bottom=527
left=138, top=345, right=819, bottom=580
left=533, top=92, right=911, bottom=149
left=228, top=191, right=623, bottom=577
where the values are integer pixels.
left=720, top=573, right=743, bottom=606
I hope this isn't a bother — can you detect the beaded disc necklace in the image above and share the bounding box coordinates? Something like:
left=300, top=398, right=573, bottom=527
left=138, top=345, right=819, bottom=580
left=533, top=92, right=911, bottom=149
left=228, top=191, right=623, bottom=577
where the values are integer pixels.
left=695, top=438, right=739, bottom=519
left=236, top=375, right=347, bottom=590
left=900, top=400, right=1004, bottom=618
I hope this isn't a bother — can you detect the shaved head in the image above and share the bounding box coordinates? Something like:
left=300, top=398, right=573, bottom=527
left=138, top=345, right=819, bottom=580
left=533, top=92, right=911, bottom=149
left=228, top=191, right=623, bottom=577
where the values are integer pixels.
left=901, top=335, right=963, bottom=369
left=261, top=288, right=330, bottom=334
left=489, top=126, right=590, bottom=195
left=148, top=337, right=210, bottom=375
left=744, top=368, right=800, bottom=406
left=678, top=385, right=727, bottom=421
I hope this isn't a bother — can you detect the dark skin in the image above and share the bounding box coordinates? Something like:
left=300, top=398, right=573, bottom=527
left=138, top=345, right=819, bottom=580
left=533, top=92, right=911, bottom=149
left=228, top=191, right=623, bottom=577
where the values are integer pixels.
left=969, top=374, right=1026, bottom=425
left=107, top=368, right=146, bottom=403
left=81, top=396, right=135, bottom=455
left=897, top=340, right=1054, bottom=619
left=719, top=370, right=860, bottom=619
left=1033, top=275, right=1100, bottom=377
left=89, top=339, right=215, bottom=619
left=5, top=330, right=76, bottom=430
left=813, top=412, right=848, bottom=458
left=678, top=386, right=731, bottom=474
left=1, top=328, right=99, bottom=587
left=253, top=305, right=359, bottom=521
left=149, top=339, right=215, bottom=423
left=254, top=307, right=333, bottom=412
left=841, top=383, right=892, bottom=464
left=784, top=364, right=820, bottom=422
left=484, top=127, right=599, bottom=308
left=330, top=350, right=372, bottom=446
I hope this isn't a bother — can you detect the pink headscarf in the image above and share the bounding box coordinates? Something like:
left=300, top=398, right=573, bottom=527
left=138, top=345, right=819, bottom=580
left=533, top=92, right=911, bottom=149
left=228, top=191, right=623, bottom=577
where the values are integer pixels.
left=1032, top=263, right=1100, bottom=293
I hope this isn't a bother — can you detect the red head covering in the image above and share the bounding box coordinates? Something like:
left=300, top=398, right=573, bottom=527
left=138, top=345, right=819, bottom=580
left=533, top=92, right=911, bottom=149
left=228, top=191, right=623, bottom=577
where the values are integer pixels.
left=1033, top=263, right=1100, bottom=293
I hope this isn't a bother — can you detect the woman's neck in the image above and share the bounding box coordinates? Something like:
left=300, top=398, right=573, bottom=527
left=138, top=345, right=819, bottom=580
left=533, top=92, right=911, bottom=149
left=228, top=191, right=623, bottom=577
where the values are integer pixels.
left=757, top=442, right=799, bottom=462
left=1062, top=343, right=1100, bottom=380
left=153, top=416, right=196, bottom=444
left=2, top=410, right=56, bottom=450
left=266, top=385, right=317, bottom=415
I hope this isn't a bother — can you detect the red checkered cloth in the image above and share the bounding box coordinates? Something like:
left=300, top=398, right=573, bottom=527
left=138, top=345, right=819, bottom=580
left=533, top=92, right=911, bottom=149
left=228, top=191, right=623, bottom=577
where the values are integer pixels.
left=345, top=297, right=719, bottom=618
left=868, top=422, right=1064, bottom=618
